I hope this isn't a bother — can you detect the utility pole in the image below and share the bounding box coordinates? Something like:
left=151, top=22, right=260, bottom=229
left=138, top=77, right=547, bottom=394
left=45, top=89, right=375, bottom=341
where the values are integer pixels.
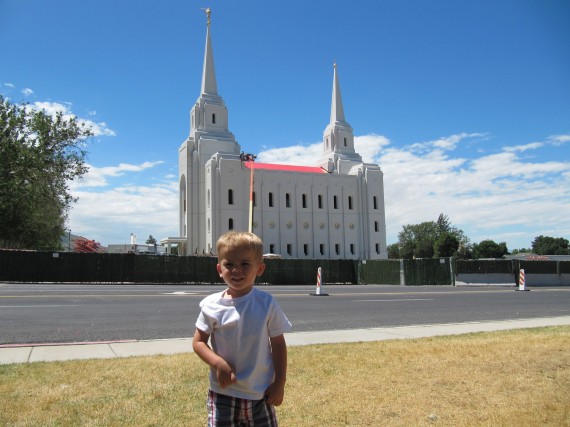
left=240, top=152, right=257, bottom=233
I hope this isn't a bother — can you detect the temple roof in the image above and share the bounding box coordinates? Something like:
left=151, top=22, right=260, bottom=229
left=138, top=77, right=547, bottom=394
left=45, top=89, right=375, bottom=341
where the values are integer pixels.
left=243, top=162, right=327, bottom=174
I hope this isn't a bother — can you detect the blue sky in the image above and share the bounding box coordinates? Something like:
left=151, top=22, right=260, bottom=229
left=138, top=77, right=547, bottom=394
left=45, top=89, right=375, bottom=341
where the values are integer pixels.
left=2, top=0, right=569, bottom=251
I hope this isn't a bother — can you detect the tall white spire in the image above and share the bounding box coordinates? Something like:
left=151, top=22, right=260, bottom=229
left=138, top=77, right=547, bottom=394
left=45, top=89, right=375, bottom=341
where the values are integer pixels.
left=187, top=8, right=238, bottom=151
left=318, top=62, right=362, bottom=174
left=201, top=12, right=218, bottom=96
left=330, top=63, right=346, bottom=124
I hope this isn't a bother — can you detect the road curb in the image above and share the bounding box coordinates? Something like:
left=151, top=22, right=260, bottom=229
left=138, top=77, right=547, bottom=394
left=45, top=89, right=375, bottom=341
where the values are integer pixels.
left=2, top=316, right=569, bottom=365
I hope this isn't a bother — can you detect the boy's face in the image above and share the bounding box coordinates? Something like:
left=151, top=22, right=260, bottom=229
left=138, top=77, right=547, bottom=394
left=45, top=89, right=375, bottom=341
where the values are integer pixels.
left=217, top=247, right=265, bottom=298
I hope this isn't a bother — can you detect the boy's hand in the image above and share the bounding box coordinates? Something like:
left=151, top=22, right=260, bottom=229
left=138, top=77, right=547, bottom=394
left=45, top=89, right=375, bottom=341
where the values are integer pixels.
left=193, top=328, right=237, bottom=388
left=266, top=334, right=287, bottom=406
left=264, top=382, right=285, bottom=406
left=214, top=359, right=237, bottom=388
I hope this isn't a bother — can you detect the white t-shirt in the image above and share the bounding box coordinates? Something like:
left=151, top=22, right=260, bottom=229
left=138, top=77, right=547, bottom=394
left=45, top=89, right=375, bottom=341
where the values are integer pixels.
left=195, top=287, right=292, bottom=400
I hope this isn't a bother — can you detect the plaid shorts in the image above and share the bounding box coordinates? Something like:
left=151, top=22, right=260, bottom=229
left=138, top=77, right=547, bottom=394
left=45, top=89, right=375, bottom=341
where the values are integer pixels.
left=207, top=389, right=278, bottom=427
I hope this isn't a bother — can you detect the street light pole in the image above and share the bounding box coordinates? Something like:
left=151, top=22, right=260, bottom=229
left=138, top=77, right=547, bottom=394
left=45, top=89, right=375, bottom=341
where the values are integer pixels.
left=240, top=152, right=257, bottom=233
left=248, top=158, right=255, bottom=233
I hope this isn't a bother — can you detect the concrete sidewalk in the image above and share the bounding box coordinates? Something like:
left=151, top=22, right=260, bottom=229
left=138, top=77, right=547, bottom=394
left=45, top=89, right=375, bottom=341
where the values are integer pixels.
left=2, top=316, right=569, bottom=365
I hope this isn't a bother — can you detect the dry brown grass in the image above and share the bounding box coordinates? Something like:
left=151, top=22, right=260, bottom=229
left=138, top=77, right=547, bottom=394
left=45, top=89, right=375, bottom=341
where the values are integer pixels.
left=284, top=327, right=570, bottom=426
left=1, top=327, right=569, bottom=426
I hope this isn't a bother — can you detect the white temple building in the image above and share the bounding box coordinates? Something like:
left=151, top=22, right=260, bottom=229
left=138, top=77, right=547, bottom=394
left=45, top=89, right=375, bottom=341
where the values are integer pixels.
left=173, top=15, right=387, bottom=260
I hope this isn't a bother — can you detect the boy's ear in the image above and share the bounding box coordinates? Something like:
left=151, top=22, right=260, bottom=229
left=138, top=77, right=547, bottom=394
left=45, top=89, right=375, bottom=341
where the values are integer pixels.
left=256, top=262, right=266, bottom=276
left=216, top=263, right=223, bottom=277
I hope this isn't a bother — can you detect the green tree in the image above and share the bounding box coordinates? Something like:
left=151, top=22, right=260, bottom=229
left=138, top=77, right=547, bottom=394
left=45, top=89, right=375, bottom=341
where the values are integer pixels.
left=472, top=240, right=509, bottom=259
left=397, top=221, right=439, bottom=259
left=511, top=248, right=531, bottom=255
left=434, top=232, right=460, bottom=257
left=387, top=243, right=400, bottom=259
left=436, top=213, right=472, bottom=258
left=531, top=236, right=569, bottom=255
left=0, top=96, right=91, bottom=250
left=436, top=213, right=451, bottom=234
left=146, top=235, right=158, bottom=245
left=397, top=225, right=414, bottom=259
left=396, top=213, right=471, bottom=259
left=415, top=237, right=435, bottom=258
left=455, top=245, right=473, bottom=259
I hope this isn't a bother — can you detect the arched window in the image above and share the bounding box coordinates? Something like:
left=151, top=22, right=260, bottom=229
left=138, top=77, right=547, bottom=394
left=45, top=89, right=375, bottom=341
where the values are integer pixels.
left=373, top=196, right=378, bottom=210
left=302, top=194, right=307, bottom=208
left=269, top=192, right=274, bottom=207
left=228, top=189, right=233, bottom=205
left=285, top=193, right=291, bottom=208
left=229, top=218, right=234, bottom=230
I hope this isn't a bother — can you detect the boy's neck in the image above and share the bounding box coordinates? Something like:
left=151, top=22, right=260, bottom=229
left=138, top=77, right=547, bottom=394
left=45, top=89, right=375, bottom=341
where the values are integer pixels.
left=223, top=286, right=254, bottom=299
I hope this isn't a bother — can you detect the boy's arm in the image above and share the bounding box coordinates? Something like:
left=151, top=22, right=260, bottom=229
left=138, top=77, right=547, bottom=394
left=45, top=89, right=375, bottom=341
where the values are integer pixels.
left=265, top=334, right=288, bottom=406
left=192, top=328, right=236, bottom=388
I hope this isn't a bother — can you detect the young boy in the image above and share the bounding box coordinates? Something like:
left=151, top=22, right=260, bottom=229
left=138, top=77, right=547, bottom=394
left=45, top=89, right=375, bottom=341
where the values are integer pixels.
left=192, top=231, right=292, bottom=426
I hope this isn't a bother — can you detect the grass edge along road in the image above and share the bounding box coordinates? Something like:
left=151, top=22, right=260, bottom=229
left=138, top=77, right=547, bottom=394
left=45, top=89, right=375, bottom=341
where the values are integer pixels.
left=1, top=326, right=569, bottom=426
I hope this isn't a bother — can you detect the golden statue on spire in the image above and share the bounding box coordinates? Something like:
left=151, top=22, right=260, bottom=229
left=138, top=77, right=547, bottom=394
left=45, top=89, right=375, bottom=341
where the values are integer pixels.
left=201, top=7, right=211, bottom=26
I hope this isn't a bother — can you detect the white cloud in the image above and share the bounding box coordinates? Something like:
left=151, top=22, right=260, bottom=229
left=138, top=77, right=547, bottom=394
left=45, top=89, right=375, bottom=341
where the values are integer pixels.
left=74, top=161, right=165, bottom=188
left=21, top=88, right=34, bottom=96
left=257, top=134, right=390, bottom=166
left=503, top=142, right=543, bottom=152
left=431, top=133, right=484, bottom=150
left=355, top=134, right=390, bottom=162
left=4, top=83, right=15, bottom=88
left=69, top=162, right=177, bottom=245
left=70, top=184, right=178, bottom=245
left=257, top=143, right=322, bottom=165
left=377, top=134, right=570, bottom=248
left=31, top=101, right=116, bottom=137
left=85, top=120, right=116, bottom=137
left=409, top=133, right=485, bottom=153
left=548, top=134, right=570, bottom=146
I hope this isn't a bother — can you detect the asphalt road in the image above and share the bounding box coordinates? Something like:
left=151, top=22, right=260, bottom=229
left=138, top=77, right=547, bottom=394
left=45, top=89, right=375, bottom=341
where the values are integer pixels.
left=1, top=283, right=569, bottom=345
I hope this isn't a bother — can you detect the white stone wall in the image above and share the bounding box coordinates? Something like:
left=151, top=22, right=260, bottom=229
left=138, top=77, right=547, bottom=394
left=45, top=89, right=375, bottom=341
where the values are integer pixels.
left=200, top=156, right=386, bottom=260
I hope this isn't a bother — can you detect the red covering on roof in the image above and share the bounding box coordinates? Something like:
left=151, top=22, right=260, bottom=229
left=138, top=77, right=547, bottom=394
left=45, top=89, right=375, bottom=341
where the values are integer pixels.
left=243, top=162, right=326, bottom=174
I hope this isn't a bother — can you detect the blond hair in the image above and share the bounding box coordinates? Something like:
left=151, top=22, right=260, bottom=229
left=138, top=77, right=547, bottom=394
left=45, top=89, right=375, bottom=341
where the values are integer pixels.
left=216, top=231, right=264, bottom=262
